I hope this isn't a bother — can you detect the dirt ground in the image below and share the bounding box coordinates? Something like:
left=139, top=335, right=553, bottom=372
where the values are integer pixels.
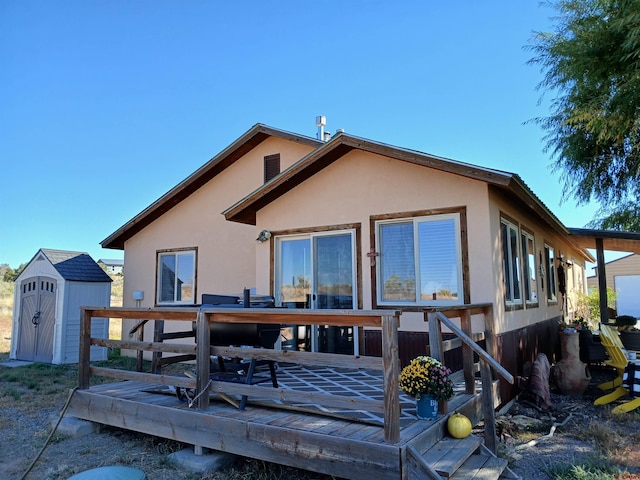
left=499, top=365, right=640, bottom=479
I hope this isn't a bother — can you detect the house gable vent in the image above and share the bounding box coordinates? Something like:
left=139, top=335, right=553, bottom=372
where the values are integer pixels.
left=264, top=154, right=281, bottom=183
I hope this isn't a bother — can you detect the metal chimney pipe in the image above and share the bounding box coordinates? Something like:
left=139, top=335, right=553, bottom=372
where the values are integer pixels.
left=316, top=115, right=326, bottom=141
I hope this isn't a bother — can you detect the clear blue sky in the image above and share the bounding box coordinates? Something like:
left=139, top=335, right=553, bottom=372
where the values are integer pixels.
left=0, top=1, right=613, bottom=269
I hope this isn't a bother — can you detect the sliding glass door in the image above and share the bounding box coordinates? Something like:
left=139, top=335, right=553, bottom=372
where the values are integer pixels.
left=276, top=230, right=358, bottom=354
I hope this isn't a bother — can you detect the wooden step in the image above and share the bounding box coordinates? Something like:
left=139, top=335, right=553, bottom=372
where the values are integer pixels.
left=422, top=436, right=482, bottom=477
left=449, top=453, right=508, bottom=480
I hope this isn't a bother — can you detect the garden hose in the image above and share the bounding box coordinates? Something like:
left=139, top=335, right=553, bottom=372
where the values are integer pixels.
left=20, top=386, right=78, bottom=480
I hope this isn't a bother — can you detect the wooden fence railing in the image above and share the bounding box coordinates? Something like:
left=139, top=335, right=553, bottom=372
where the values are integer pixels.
left=79, top=307, right=402, bottom=443
left=425, top=304, right=514, bottom=453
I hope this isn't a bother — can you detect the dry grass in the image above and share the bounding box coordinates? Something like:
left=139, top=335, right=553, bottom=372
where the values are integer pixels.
left=0, top=312, right=12, bottom=357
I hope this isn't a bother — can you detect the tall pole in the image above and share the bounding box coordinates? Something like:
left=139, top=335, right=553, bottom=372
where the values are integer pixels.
left=596, top=238, right=609, bottom=323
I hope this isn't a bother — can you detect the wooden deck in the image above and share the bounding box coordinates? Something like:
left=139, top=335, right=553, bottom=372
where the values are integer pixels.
left=67, top=366, right=488, bottom=480
left=73, top=306, right=515, bottom=480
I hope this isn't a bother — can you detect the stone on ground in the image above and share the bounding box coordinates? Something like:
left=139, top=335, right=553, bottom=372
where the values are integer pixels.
left=168, top=447, right=237, bottom=473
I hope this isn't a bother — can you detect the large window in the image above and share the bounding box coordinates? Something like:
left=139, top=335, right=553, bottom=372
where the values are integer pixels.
left=521, top=230, right=538, bottom=304
left=376, top=213, right=463, bottom=306
left=501, top=219, right=522, bottom=305
left=157, top=249, right=196, bottom=304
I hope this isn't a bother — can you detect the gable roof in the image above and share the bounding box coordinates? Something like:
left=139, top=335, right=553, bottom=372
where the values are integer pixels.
left=33, top=249, right=112, bottom=282
left=223, top=132, right=570, bottom=235
left=101, top=124, right=322, bottom=250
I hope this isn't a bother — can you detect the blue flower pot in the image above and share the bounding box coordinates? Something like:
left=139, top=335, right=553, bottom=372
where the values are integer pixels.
left=416, top=394, right=438, bottom=420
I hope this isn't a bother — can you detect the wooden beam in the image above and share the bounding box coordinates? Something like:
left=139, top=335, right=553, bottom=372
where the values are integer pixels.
left=481, top=362, right=497, bottom=453
left=205, top=308, right=386, bottom=327
left=78, top=307, right=91, bottom=389
left=460, top=309, right=475, bottom=394
left=424, top=303, right=493, bottom=318
left=432, top=311, right=513, bottom=384
left=596, top=238, right=609, bottom=322
left=427, top=312, right=444, bottom=361
left=381, top=313, right=400, bottom=443
left=211, top=346, right=384, bottom=371
left=83, top=307, right=199, bottom=321
left=196, top=309, right=211, bottom=410
left=91, top=338, right=197, bottom=354
left=89, top=366, right=196, bottom=389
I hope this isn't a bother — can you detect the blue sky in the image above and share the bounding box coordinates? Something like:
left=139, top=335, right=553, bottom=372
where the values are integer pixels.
left=0, top=1, right=614, bottom=268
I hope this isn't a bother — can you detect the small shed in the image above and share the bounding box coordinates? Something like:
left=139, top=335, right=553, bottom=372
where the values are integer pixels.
left=10, top=249, right=112, bottom=364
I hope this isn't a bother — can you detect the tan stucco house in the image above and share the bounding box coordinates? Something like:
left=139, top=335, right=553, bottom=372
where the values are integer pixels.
left=102, top=122, right=600, bottom=389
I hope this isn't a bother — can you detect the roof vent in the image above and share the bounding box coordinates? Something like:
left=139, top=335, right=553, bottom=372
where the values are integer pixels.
left=316, top=115, right=327, bottom=141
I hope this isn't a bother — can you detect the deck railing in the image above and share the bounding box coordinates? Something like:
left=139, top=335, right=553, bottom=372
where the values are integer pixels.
left=425, top=304, right=514, bottom=453
left=79, top=307, right=402, bottom=442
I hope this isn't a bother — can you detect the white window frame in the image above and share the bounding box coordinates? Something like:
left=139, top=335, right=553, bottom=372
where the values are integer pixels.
left=544, top=243, right=557, bottom=302
left=501, top=218, right=522, bottom=306
left=156, top=249, right=196, bottom=305
left=521, top=229, right=538, bottom=305
left=375, top=213, right=463, bottom=307
left=274, top=230, right=357, bottom=309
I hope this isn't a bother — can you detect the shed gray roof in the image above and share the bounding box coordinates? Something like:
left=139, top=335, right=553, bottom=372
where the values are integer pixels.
left=38, top=249, right=113, bottom=282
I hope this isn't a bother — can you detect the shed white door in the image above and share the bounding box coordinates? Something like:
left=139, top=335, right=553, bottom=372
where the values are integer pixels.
left=614, top=275, right=640, bottom=318
left=16, top=276, right=56, bottom=362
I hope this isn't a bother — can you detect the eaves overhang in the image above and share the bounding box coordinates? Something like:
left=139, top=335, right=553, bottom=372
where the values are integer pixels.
left=101, top=124, right=321, bottom=250
left=568, top=228, right=640, bottom=255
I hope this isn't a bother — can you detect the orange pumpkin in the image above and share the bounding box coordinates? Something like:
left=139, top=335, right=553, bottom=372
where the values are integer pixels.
left=447, top=413, right=472, bottom=439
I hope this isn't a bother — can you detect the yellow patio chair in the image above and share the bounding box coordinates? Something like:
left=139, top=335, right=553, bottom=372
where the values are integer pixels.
left=594, top=324, right=640, bottom=413
left=611, top=363, right=640, bottom=414
left=597, top=324, right=628, bottom=392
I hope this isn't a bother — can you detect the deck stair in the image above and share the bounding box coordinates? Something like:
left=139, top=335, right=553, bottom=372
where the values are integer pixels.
left=408, top=432, right=514, bottom=479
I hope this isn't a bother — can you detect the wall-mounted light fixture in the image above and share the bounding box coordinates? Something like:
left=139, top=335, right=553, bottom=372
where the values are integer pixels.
left=256, top=230, right=272, bottom=242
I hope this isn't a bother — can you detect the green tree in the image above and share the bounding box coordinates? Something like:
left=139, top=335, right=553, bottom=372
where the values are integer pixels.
left=528, top=0, right=640, bottom=230
left=2, top=263, right=25, bottom=282
left=575, top=286, right=617, bottom=326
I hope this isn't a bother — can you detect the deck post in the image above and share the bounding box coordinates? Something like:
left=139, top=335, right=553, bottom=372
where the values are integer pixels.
left=136, top=323, right=144, bottom=372
left=483, top=305, right=497, bottom=388
left=381, top=313, right=400, bottom=443
left=480, top=361, right=497, bottom=453
left=426, top=311, right=443, bottom=361
left=196, top=309, right=211, bottom=410
left=79, top=307, right=91, bottom=389
left=460, top=309, right=475, bottom=394
left=152, top=320, right=164, bottom=374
